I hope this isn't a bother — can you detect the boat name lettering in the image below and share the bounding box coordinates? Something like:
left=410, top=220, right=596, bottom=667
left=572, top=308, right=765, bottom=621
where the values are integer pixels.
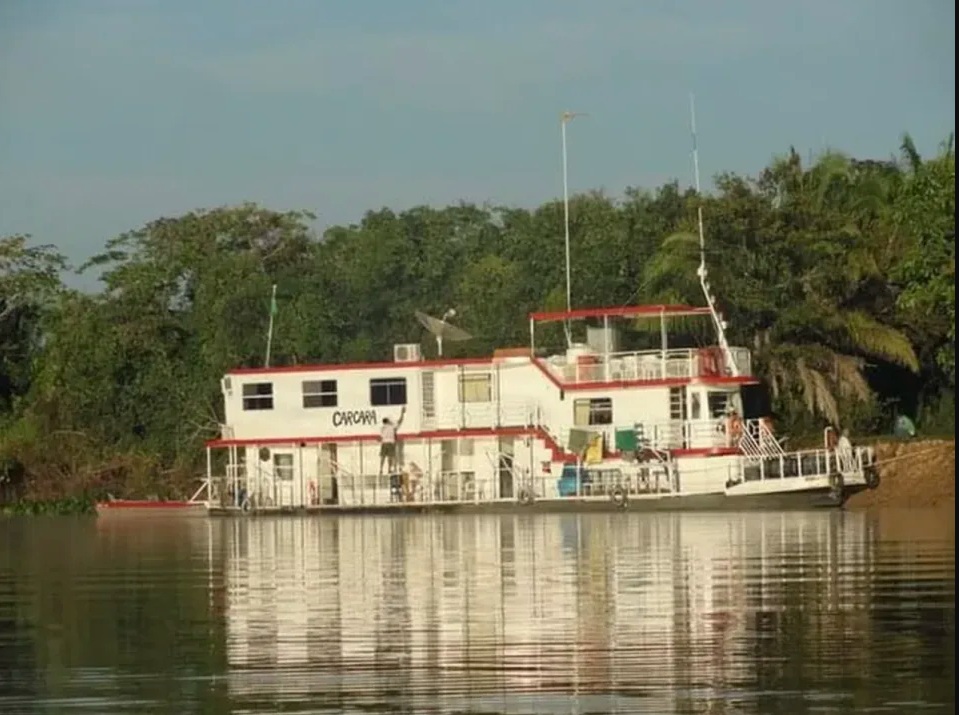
left=332, top=409, right=378, bottom=427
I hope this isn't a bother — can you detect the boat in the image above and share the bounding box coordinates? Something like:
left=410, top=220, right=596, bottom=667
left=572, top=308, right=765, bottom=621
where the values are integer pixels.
left=95, top=498, right=207, bottom=515
left=195, top=298, right=879, bottom=515
left=195, top=108, right=879, bottom=515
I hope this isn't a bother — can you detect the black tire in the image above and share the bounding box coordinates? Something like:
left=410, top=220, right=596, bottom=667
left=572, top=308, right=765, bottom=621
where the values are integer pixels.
left=610, top=486, right=628, bottom=509
left=865, top=467, right=880, bottom=490
left=829, top=472, right=844, bottom=503
left=517, top=489, right=535, bottom=506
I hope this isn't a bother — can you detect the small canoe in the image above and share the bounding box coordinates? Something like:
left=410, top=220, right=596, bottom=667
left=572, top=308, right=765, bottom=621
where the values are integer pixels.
left=95, top=499, right=207, bottom=515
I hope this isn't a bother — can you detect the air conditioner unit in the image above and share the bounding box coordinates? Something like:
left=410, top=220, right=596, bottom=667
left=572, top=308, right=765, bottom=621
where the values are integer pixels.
left=393, top=343, right=422, bottom=363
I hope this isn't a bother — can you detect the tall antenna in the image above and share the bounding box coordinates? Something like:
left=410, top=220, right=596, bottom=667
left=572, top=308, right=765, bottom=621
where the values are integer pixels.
left=561, top=110, right=586, bottom=347
left=687, top=94, right=739, bottom=377
left=690, top=95, right=706, bottom=275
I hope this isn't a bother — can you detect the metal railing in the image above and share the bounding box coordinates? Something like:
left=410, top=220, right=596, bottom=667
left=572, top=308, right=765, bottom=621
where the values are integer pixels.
left=539, top=346, right=752, bottom=384
left=736, top=445, right=875, bottom=484
left=424, top=401, right=542, bottom=431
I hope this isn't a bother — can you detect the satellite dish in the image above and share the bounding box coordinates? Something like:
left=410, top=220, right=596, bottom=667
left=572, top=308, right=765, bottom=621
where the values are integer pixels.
left=415, top=309, right=472, bottom=356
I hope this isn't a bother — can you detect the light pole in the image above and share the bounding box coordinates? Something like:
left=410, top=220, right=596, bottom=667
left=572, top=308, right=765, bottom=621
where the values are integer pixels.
left=561, top=110, right=586, bottom=345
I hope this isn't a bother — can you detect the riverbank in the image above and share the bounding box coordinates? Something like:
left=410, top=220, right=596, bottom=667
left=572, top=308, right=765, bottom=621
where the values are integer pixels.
left=846, top=439, right=955, bottom=509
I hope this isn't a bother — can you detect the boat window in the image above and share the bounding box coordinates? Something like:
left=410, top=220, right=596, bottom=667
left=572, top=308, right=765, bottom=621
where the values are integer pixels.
left=691, top=392, right=702, bottom=420
left=273, top=453, right=294, bottom=481
left=370, top=377, right=407, bottom=406
left=242, top=382, right=274, bottom=411
left=573, top=397, right=613, bottom=426
left=458, top=372, right=492, bottom=403
left=707, top=392, right=732, bottom=418
left=302, top=379, right=338, bottom=408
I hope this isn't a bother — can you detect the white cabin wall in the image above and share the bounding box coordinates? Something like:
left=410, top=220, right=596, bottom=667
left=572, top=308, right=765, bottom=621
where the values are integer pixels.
left=674, top=455, right=738, bottom=494
left=226, top=366, right=424, bottom=440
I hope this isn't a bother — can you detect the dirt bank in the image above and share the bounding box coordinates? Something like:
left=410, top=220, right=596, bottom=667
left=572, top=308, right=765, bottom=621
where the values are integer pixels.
left=846, top=439, right=955, bottom=509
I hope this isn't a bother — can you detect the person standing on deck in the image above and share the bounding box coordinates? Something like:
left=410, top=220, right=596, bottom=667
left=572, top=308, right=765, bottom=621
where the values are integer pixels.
left=379, top=406, right=406, bottom=475
left=837, top=429, right=854, bottom=473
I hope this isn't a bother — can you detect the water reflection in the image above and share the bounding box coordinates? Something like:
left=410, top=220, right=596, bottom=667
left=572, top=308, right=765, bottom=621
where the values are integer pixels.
left=219, top=510, right=954, bottom=714
left=0, top=510, right=952, bottom=713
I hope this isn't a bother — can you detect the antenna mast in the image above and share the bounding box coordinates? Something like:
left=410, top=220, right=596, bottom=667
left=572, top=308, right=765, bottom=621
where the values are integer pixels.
left=690, top=95, right=706, bottom=274
left=688, top=94, right=739, bottom=377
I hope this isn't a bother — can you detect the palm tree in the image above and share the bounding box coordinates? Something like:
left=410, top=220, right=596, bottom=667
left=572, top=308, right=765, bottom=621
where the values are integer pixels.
left=643, top=152, right=919, bottom=426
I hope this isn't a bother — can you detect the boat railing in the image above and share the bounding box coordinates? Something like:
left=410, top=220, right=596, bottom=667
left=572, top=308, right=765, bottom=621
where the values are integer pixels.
left=737, top=444, right=876, bottom=484
left=539, top=346, right=752, bottom=384
left=553, top=416, right=791, bottom=458
left=740, top=418, right=785, bottom=457
left=429, top=400, right=542, bottom=431
left=333, top=462, right=677, bottom=506
left=555, top=418, right=737, bottom=456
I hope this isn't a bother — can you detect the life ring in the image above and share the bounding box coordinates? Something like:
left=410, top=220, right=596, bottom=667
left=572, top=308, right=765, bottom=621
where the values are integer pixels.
left=864, top=466, right=880, bottom=490
left=610, top=486, right=628, bottom=509
left=517, top=489, right=535, bottom=506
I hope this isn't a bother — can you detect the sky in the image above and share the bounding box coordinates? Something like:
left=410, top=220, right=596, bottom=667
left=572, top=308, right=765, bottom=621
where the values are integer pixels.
left=0, top=0, right=954, bottom=288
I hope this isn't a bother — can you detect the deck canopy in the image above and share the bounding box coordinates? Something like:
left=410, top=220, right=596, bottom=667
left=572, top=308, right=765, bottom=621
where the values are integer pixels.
left=529, top=304, right=711, bottom=324
left=528, top=303, right=717, bottom=358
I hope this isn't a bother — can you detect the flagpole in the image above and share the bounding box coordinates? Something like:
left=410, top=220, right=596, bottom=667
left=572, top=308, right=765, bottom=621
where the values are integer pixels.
left=265, top=284, right=277, bottom=368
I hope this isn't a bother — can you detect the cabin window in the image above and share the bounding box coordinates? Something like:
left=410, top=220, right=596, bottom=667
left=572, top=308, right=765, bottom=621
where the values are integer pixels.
left=273, top=453, right=294, bottom=481
left=302, top=379, right=337, bottom=408
left=573, top=397, right=613, bottom=426
left=242, top=382, right=274, bottom=411
left=458, top=372, right=492, bottom=403
left=707, top=392, right=732, bottom=418
left=370, top=377, right=407, bottom=406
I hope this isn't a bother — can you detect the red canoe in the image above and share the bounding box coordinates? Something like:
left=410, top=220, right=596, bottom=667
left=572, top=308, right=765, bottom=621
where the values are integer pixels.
left=96, top=499, right=207, bottom=514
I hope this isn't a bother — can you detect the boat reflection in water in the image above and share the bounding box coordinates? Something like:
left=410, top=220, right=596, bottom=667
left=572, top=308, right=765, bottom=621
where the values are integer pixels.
left=217, top=511, right=905, bottom=713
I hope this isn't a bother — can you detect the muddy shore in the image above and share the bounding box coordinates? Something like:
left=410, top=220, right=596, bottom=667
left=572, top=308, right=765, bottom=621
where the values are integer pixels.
left=846, top=439, right=955, bottom=509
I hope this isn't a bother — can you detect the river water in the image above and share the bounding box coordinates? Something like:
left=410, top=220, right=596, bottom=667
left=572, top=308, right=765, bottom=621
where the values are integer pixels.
left=0, top=508, right=953, bottom=714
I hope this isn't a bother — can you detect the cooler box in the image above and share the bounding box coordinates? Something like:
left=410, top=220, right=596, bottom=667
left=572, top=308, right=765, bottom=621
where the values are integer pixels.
left=615, top=427, right=638, bottom=452
left=557, top=464, right=581, bottom=497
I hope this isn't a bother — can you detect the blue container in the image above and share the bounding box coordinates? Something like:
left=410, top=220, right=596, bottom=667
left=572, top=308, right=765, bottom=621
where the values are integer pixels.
left=557, top=464, right=581, bottom=497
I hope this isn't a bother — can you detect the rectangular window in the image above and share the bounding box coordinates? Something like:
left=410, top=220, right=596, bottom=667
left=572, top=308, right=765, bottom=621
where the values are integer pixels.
left=370, top=377, right=407, bottom=406
left=573, top=397, right=613, bottom=426
left=242, top=382, right=274, bottom=411
left=274, top=453, right=294, bottom=481
left=458, top=372, right=492, bottom=403
left=302, top=379, right=337, bottom=408
left=707, top=392, right=731, bottom=418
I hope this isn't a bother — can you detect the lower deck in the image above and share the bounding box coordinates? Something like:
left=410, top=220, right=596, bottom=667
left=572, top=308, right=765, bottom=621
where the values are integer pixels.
left=201, top=431, right=877, bottom=515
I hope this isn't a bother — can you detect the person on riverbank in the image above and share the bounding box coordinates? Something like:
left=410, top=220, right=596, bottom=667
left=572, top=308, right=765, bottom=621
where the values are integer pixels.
left=837, top=429, right=855, bottom=473
left=379, top=406, right=406, bottom=476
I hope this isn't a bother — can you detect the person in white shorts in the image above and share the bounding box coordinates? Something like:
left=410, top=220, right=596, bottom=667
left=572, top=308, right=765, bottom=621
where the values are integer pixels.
left=379, top=406, right=406, bottom=475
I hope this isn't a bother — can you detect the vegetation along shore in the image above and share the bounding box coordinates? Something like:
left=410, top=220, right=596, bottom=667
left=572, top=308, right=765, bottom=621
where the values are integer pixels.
left=0, top=134, right=954, bottom=506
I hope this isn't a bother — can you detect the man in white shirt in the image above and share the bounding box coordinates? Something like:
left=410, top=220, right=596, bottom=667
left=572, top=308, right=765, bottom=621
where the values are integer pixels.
left=837, top=429, right=854, bottom=474
left=379, top=406, right=406, bottom=475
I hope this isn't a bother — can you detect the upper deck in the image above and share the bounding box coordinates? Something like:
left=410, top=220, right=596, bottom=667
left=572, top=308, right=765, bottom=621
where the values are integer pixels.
left=214, top=303, right=757, bottom=443
left=530, top=304, right=751, bottom=385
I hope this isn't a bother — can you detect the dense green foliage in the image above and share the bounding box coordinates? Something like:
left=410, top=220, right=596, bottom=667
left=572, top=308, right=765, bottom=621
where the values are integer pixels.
left=0, top=495, right=96, bottom=516
left=0, top=136, right=954, bottom=500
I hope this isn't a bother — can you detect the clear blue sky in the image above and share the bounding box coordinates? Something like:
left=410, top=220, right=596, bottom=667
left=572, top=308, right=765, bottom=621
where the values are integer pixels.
left=0, top=0, right=954, bottom=284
